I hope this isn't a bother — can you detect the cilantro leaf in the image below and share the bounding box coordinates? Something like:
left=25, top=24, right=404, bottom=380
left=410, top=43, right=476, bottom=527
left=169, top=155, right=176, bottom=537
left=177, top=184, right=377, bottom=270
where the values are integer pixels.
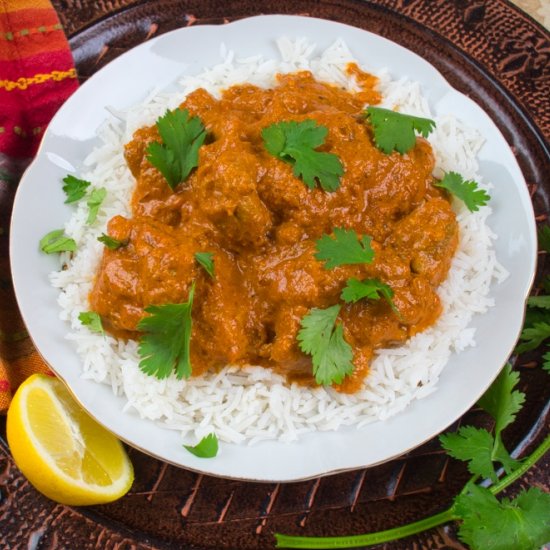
left=297, top=305, right=354, bottom=385
left=195, top=252, right=215, bottom=279
left=365, top=106, right=435, bottom=154
left=98, top=233, right=128, bottom=250
left=137, top=283, right=195, bottom=379
left=147, top=108, right=206, bottom=190
left=78, top=311, right=104, bottom=334
left=62, top=175, right=91, bottom=203
left=86, top=187, right=107, bottom=224
left=39, top=229, right=77, bottom=254
left=262, top=120, right=344, bottom=192
left=341, top=277, right=398, bottom=313
left=543, top=350, right=550, bottom=373
left=527, top=295, right=550, bottom=309
left=516, top=321, right=550, bottom=354
left=315, top=228, right=375, bottom=269
left=454, top=484, right=550, bottom=550
left=440, top=426, right=499, bottom=482
left=538, top=225, right=550, bottom=253
left=183, top=433, right=219, bottom=458
left=435, top=171, right=490, bottom=212
left=491, top=436, right=521, bottom=475
left=478, top=363, right=525, bottom=435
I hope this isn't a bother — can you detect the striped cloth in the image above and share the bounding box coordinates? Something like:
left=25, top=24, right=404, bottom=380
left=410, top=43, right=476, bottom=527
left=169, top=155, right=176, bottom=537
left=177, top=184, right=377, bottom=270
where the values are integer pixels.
left=0, top=0, right=78, bottom=413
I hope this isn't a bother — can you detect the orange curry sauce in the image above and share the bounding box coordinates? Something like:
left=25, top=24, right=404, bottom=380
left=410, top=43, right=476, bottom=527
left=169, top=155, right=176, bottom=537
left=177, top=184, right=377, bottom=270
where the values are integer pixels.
left=89, top=67, right=458, bottom=393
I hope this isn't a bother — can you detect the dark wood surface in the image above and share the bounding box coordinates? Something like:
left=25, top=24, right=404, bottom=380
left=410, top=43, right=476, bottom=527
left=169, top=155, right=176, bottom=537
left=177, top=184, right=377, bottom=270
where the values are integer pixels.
left=1, top=1, right=549, bottom=548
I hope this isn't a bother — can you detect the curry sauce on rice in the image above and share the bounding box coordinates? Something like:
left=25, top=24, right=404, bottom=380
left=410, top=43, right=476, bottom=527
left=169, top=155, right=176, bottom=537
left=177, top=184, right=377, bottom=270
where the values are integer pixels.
left=51, top=39, right=500, bottom=443
left=89, top=68, right=458, bottom=393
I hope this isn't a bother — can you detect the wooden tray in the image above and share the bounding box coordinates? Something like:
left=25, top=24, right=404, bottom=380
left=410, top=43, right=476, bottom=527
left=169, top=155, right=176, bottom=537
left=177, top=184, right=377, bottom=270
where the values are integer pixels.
left=1, top=1, right=549, bottom=548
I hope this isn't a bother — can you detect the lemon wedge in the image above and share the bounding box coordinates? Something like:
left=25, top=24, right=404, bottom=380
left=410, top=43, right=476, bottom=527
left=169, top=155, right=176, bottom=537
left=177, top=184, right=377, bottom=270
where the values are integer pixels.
left=6, top=374, right=133, bottom=505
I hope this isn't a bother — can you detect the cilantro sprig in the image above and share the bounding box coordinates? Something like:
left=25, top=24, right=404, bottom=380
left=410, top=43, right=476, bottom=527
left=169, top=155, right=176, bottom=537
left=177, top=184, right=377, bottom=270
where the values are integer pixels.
left=365, top=106, right=436, bottom=154
left=184, top=433, right=219, bottom=458
left=39, top=229, right=77, bottom=254
left=275, top=362, right=550, bottom=549
left=314, top=228, right=374, bottom=269
left=62, top=175, right=91, bottom=203
left=195, top=252, right=215, bottom=279
left=98, top=233, right=128, bottom=250
left=86, top=188, right=107, bottom=224
left=341, top=278, right=398, bottom=313
left=297, top=305, right=354, bottom=385
left=147, top=108, right=207, bottom=190
left=435, top=171, right=490, bottom=212
left=78, top=311, right=104, bottom=334
left=137, top=283, right=195, bottom=379
left=262, top=120, right=344, bottom=192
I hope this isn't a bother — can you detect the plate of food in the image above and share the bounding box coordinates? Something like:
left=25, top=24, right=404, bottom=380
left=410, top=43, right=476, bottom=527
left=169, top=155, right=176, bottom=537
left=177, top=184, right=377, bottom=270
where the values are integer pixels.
left=10, top=14, right=536, bottom=481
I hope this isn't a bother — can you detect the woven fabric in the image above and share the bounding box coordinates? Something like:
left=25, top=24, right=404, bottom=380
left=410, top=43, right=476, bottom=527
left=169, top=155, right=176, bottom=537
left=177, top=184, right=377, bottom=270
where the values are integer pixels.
left=0, top=0, right=78, bottom=413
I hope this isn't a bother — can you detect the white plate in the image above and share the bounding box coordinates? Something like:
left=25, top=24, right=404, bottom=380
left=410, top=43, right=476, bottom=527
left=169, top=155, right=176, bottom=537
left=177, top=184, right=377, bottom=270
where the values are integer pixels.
left=10, top=15, right=536, bottom=481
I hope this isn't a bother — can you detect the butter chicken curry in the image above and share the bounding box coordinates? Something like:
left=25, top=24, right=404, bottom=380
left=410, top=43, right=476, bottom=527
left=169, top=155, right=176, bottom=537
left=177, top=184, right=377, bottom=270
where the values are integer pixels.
left=89, top=69, right=458, bottom=393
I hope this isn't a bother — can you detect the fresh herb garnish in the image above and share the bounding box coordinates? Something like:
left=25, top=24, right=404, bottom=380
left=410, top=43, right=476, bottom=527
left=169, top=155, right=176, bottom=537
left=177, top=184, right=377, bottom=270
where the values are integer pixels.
left=62, top=175, right=91, bottom=204
left=435, top=171, right=490, bottom=212
left=262, top=120, right=344, bottom=192
left=146, top=108, right=207, bottom=190
left=183, top=433, right=219, bottom=458
left=341, top=278, right=398, bottom=313
left=275, top=361, right=550, bottom=549
left=39, top=229, right=77, bottom=254
left=195, top=252, right=215, bottom=279
left=86, top=187, right=107, bottom=224
left=365, top=106, right=436, bottom=154
left=516, top=322, right=550, bottom=354
left=315, top=228, right=374, bottom=269
left=137, top=283, right=195, bottom=380
left=98, top=233, right=128, bottom=250
left=297, top=305, right=354, bottom=386
left=454, top=484, right=550, bottom=550
left=538, top=226, right=550, bottom=254
left=527, top=295, right=550, bottom=309
left=78, top=311, right=104, bottom=334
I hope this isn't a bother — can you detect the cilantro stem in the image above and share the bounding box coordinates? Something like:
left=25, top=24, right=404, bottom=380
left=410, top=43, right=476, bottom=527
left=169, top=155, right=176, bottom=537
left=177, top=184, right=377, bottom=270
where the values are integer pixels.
left=274, top=434, right=550, bottom=549
left=275, top=509, right=457, bottom=548
left=489, top=433, right=550, bottom=496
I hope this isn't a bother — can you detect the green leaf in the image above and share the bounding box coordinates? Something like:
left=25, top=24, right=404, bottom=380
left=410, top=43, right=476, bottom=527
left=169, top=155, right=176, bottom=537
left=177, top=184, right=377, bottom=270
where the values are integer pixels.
left=434, top=171, right=490, bottom=212
left=262, top=120, right=344, bottom=192
left=527, top=295, right=550, bottom=309
left=537, top=226, right=550, bottom=254
left=543, top=350, right=550, bottom=373
left=86, top=187, right=107, bottom=224
left=137, top=283, right=195, bottom=379
left=62, top=175, right=91, bottom=203
left=97, top=233, right=128, bottom=250
left=340, top=277, right=398, bottom=313
left=492, top=436, right=521, bottom=475
left=478, top=363, right=525, bottom=436
left=315, top=228, right=375, bottom=269
left=183, top=433, right=219, bottom=458
left=297, top=305, right=354, bottom=385
left=516, top=321, right=550, bottom=354
left=454, top=484, right=550, bottom=550
left=365, top=106, right=436, bottom=154
left=146, top=108, right=206, bottom=189
left=194, top=252, right=215, bottom=278
left=39, top=229, right=77, bottom=254
left=78, top=311, right=104, bottom=334
left=440, top=426, right=498, bottom=482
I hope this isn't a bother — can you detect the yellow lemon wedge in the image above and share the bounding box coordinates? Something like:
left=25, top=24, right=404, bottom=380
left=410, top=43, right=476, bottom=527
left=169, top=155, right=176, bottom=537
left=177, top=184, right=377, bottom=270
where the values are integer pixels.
left=6, top=373, right=134, bottom=505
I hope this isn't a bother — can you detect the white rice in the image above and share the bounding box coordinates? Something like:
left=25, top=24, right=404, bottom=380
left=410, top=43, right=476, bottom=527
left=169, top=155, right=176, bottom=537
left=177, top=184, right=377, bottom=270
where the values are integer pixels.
left=51, top=38, right=507, bottom=445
